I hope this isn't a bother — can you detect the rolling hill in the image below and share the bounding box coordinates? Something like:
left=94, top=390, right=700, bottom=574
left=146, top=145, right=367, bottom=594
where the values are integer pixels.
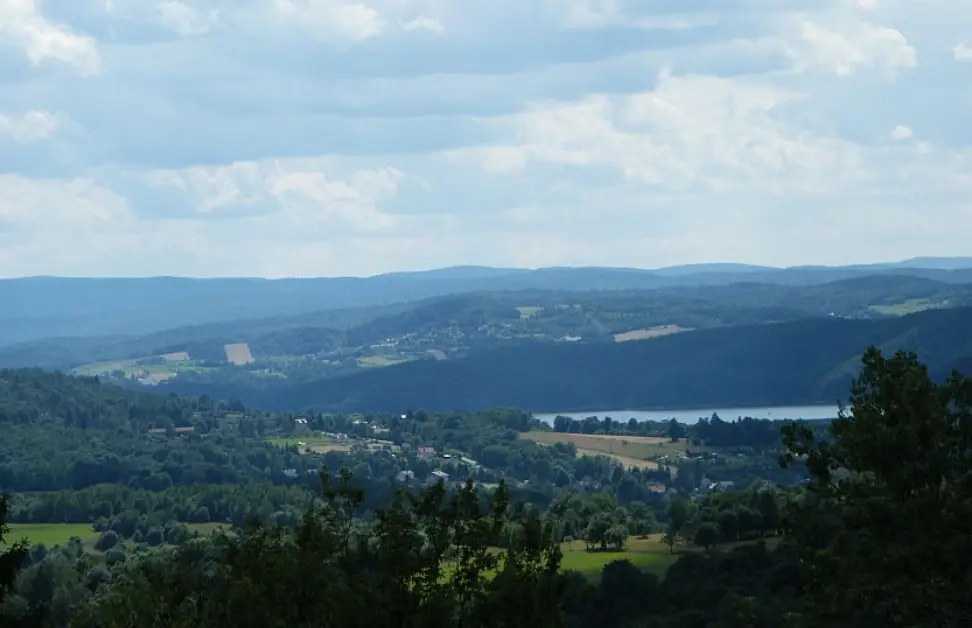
left=3, top=258, right=972, bottom=345
left=158, top=307, right=972, bottom=414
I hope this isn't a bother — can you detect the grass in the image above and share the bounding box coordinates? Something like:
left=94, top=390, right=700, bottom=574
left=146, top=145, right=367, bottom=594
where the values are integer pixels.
left=441, top=535, right=678, bottom=583
left=560, top=535, right=677, bottom=580
left=71, top=358, right=140, bottom=376
left=6, top=523, right=98, bottom=547
left=516, top=306, right=543, bottom=319
left=613, top=325, right=691, bottom=343
left=357, top=355, right=414, bottom=368
left=266, top=435, right=351, bottom=454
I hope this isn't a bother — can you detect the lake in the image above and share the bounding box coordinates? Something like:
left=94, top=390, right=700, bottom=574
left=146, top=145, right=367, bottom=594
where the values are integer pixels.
left=533, top=404, right=843, bottom=426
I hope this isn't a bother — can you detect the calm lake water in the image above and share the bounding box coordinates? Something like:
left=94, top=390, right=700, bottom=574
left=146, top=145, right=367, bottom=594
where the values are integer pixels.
left=533, top=404, right=843, bottom=426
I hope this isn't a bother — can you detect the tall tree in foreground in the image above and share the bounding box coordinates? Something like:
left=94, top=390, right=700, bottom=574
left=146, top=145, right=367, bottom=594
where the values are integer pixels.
left=1, top=495, right=28, bottom=602
left=781, top=347, right=972, bottom=627
left=72, top=472, right=564, bottom=628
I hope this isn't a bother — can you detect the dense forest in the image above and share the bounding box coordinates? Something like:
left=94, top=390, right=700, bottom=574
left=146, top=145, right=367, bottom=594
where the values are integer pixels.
left=161, top=306, right=972, bottom=412
left=1, top=346, right=969, bottom=626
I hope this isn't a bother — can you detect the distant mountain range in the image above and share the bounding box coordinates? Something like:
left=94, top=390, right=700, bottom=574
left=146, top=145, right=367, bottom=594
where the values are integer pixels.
left=3, top=257, right=972, bottom=346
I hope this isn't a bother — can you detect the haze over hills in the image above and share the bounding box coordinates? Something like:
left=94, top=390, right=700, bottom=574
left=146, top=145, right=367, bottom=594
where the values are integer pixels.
left=2, top=272, right=971, bottom=371
left=3, top=257, right=972, bottom=346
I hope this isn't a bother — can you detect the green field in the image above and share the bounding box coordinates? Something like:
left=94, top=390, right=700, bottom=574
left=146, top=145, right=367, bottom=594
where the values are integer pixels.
left=4, top=522, right=238, bottom=551
left=6, top=523, right=98, bottom=547
left=516, top=306, right=542, bottom=319
left=560, top=537, right=677, bottom=580
left=442, top=535, right=677, bottom=583
left=357, top=355, right=415, bottom=368
left=266, top=435, right=351, bottom=453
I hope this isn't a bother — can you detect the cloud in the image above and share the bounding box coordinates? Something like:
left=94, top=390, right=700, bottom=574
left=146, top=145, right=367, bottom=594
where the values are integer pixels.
left=954, top=42, right=972, bottom=61
left=789, top=17, right=915, bottom=77
left=0, top=0, right=101, bottom=74
left=889, top=124, right=913, bottom=141
left=0, top=110, right=59, bottom=143
left=1, top=0, right=971, bottom=276
left=157, top=1, right=219, bottom=37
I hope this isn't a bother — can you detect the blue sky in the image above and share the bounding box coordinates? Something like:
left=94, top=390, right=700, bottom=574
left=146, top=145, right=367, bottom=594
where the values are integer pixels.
left=1, top=0, right=970, bottom=277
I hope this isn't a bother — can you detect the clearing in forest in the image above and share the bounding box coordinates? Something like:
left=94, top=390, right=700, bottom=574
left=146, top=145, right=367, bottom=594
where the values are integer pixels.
left=613, top=325, right=691, bottom=343
left=516, top=306, right=543, bottom=319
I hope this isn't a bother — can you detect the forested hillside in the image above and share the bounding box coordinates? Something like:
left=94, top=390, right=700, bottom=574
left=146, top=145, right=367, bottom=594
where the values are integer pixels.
left=164, top=306, right=972, bottom=413
left=1, top=347, right=969, bottom=627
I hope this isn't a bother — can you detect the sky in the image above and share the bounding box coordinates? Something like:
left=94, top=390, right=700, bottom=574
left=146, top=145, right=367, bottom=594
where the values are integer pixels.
left=1, top=0, right=971, bottom=277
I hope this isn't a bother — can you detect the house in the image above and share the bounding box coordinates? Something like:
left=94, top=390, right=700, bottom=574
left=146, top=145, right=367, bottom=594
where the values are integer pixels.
left=459, top=457, right=479, bottom=469
left=417, top=446, right=436, bottom=459
left=283, top=469, right=298, bottom=479
left=427, top=470, right=450, bottom=485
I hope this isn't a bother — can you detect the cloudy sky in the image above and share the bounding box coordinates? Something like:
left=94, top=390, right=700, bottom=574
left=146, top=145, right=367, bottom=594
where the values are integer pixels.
left=1, top=0, right=970, bottom=277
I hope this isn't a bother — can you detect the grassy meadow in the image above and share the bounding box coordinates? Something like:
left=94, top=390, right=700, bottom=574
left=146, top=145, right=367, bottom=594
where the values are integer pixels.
left=266, top=435, right=352, bottom=454
left=4, top=522, right=237, bottom=550
left=6, top=523, right=98, bottom=547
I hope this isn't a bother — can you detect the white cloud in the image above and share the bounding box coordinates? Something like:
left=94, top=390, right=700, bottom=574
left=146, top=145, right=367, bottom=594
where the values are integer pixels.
left=0, top=0, right=101, bottom=74
left=954, top=42, right=972, bottom=61
left=790, top=18, right=916, bottom=77
left=145, top=159, right=401, bottom=232
left=0, top=110, right=59, bottom=142
left=453, top=72, right=864, bottom=195
left=273, top=0, right=385, bottom=40
left=889, top=124, right=912, bottom=141
left=403, top=15, right=443, bottom=33
left=158, top=1, right=219, bottom=36
left=0, top=0, right=971, bottom=276
left=0, top=174, right=129, bottom=229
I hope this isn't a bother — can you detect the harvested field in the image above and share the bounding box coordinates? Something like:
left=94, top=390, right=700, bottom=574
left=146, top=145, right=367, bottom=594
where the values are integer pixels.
left=224, top=343, right=255, bottom=365
left=520, top=431, right=670, bottom=469
left=613, top=325, right=691, bottom=343
left=162, top=351, right=190, bottom=362
left=869, top=299, right=938, bottom=316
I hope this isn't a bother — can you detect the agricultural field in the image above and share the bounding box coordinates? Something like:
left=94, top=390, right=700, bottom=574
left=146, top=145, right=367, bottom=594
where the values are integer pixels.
left=71, top=353, right=217, bottom=385
left=224, top=343, right=255, bottom=365
left=6, top=523, right=98, bottom=547
left=869, top=299, right=941, bottom=316
left=266, top=435, right=351, bottom=454
left=357, top=355, right=415, bottom=368
left=560, top=535, right=677, bottom=580
left=613, top=325, right=691, bottom=343
left=6, top=522, right=236, bottom=550
left=442, top=535, right=679, bottom=583
left=519, top=431, right=693, bottom=469
left=516, top=306, right=543, bottom=319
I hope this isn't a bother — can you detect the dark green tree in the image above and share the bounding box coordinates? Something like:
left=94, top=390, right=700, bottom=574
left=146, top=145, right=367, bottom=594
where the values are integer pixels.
left=1, top=494, right=29, bottom=605
left=782, top=347, right=972, bottom=627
